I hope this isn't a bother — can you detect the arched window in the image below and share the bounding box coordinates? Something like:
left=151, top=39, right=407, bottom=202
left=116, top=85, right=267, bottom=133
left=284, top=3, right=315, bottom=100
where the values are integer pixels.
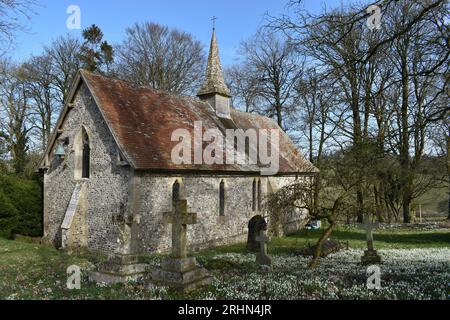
left=252, top=179, right=257, bottom=212
left=172, top=180, right=180, bottom=203
left=74, top=127, right=91, bottom=180
left=257, top=179, right=262, bottom=211
left=81, top=129, right=90, bottom=178
left=219, top=180, right=225, bottom=216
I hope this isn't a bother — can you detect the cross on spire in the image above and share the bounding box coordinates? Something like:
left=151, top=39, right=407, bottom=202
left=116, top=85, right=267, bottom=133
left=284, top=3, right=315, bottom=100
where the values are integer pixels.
left=163, top=199, right=197, bottom=259
left=197, top=17, right=231, bottom=98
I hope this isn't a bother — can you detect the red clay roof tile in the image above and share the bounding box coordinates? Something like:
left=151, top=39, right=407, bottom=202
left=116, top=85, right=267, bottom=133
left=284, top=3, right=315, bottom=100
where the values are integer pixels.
left=80, top=70, right=317, bottom=175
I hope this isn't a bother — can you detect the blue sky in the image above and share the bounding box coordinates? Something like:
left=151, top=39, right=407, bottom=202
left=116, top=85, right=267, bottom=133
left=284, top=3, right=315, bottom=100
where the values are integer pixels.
left=12, top=0, right=342, bottom=66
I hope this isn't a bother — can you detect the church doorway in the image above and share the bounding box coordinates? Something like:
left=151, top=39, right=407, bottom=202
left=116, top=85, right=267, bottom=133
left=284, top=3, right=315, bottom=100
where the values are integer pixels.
left=246, top=215, right=267, bottom=252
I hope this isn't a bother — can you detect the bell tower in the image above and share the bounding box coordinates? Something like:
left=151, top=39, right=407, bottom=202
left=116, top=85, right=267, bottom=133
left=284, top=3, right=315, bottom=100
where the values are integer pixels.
left=197, top=19, right=232, bottom=119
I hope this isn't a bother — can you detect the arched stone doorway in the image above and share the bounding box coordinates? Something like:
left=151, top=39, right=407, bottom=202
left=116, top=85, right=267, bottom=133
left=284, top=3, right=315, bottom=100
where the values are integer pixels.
left=246, top=215, right=267, bottom=252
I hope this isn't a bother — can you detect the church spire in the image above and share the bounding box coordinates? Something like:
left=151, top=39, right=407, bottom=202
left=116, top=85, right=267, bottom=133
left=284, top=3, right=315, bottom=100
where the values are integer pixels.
left=197, top=24, right=231, bottom=98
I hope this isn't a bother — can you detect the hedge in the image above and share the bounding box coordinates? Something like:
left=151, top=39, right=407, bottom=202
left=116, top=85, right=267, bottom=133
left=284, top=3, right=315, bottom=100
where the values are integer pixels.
left=0, top=174, right=42, bottom=238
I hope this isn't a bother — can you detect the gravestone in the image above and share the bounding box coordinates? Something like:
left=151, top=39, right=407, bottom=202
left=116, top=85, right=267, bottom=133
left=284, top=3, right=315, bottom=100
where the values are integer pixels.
left=255, top=230, right=272, bottom=269
left=89, top=206, right=146, bottom=284
left=247, top=216, right=267, bottom=252
left=150, top=199, right=212, bottom=292
left=360, top=215, right=382, bottom=265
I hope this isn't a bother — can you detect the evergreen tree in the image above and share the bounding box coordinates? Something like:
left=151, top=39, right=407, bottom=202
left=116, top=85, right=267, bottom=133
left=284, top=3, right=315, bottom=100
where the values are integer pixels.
left=79, top=24, right=114, bottom=72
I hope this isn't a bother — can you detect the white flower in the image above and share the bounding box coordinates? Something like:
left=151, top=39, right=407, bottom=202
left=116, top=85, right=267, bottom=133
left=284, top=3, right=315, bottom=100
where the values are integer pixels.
left=200, top=248, right=450, bottom=300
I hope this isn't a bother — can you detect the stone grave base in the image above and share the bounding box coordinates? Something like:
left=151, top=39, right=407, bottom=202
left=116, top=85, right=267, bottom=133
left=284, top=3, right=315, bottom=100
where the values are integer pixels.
left=256, top=253, right=272, bottom=268
left=361, top=250, right=382, bottom=265
left=89, top=254, right=147, bottom=284
left=150, top=257, right=212, bottom=292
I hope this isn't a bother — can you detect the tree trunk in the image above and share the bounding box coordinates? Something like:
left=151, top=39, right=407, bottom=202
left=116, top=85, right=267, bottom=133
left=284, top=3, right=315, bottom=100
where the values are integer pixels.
left=356, top=188, right=364, bottom=223
left=351, top=75, right=364, bottom=224
left=308, top=221, right=336, bottom=269
left=447, top=193, right=450, bottom=220
left=403, top=191, right=411, bottom=224
left=447, top=176, right=450, bottom=220
left=374, top=185, right=384, bottom=223
left=308, top=197, right=341, bottom=269
left=400, top=55, right=411, bottom=224
left=447, top=123, right=450, bottom=220
left=313, top=175, right=320, bottom=217
left=276, top=104, right=283, bottom=129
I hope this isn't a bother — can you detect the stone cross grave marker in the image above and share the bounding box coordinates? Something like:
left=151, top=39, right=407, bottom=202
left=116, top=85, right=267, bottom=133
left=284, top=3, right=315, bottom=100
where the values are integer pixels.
left=163, top=199, right=197, bottom=259
left=151, top=199, right=212, bottom=292
left=361, top=215, right=379, bottom=251
left=359, top=214, right=382, bottom=265
left=89, top=204, right=146, bottom=285
left=255, top=230, right=272, bottom=268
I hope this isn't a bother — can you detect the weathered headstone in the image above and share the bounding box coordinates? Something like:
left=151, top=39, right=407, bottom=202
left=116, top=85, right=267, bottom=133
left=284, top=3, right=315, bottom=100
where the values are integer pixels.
left=255, top=230, right=272, bottom=269
left=247, top=216, right=267, bottom=252
left=150, top=199, right=212, bottom=292
left=89, top=206, right=147, bottom=284
left=360, top=215, right=382, bottom=265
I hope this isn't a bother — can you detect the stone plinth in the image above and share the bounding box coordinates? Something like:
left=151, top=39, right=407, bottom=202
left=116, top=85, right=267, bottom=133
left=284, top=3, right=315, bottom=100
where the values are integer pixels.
left=150, top=257, right=212, bottom=292
left=89, top=254, right=147, bottom=284
left=256, top=253, right=272, bottom=267
left=361, top=249, right=382, bottom=265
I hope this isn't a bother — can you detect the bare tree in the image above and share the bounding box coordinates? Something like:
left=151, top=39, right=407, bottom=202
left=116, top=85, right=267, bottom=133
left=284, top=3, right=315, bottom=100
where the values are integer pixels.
left=268, top=0, right=448, bottom=224
left=238, top=30, right=303, bottom=130
left=385, top=1, right=448, bottom=222
left=269, top=0, right=448, bottom=67
left=267, top=154, right=357, bottom=268
left=0, top=0, right=37, bottom=55
left=44, top=35, right=82, bottom=106
left=0, top=61, right=32, bottom=174
left=296, top=69, right=338, bottom=165
left=225, top=65, right=261, bottom=113
left=289, top=7, right=372, bottom=222
left=428, top=115, right=449, bottom=220
left=295, top=69, right=340, bottom=216
left=22, top=54, right=56, bottom=152
left=115, top=22, right=205, bottom=95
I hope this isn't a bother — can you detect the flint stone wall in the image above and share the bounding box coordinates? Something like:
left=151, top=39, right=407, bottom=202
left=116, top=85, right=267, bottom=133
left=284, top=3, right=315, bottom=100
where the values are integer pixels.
left=136, top=174, right=309, bottom=254
left=43, top=83, right=310, bottom=255
left=43, top=83, right=131, bottom=253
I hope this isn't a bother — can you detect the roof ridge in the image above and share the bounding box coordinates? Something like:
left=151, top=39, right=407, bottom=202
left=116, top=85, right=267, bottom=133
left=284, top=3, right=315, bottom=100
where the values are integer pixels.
left=77, top=68, right=317, bottom=174
left=81, top=69, right=206, bottom=105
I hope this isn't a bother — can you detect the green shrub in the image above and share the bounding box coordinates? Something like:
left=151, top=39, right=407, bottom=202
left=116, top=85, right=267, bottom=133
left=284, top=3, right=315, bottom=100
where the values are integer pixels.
left=0, top=190, right=18, bottom=238
left=0, top=174, right=42, bottom=237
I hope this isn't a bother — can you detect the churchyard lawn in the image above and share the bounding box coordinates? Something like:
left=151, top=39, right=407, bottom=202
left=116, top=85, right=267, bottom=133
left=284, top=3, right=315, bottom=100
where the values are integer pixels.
left=0, top=225, right=449, bottom=300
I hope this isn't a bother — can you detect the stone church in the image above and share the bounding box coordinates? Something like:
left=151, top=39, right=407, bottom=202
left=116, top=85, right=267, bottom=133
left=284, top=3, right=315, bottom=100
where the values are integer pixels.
left=39, top=29, right=317, bottom=255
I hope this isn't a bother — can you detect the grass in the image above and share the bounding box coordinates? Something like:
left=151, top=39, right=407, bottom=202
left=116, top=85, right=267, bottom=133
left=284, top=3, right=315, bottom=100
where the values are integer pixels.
left=197, top=226, right=450, bottom=257
left=417, top=185, right=448, bottom=214
left=0, top=225, right=449, bottom=300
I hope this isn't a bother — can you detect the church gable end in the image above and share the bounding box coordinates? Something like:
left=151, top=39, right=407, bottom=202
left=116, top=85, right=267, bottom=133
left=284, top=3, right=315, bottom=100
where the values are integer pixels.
left=42, top=81, right=133, bottom=253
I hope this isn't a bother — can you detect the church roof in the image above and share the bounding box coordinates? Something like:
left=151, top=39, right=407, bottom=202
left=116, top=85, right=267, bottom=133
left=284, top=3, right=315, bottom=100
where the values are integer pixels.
left=197, top=29, right=231, bottom=98
left=42, top=70, right=317, bottom=175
